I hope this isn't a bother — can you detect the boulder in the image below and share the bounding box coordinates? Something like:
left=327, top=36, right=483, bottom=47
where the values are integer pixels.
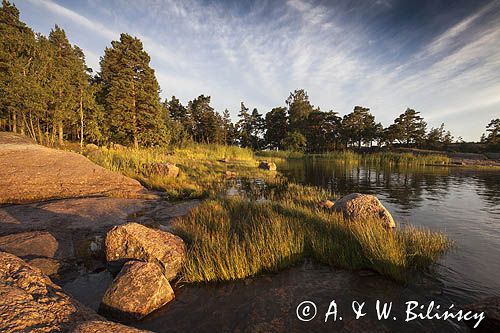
left=105, top=223, right=186, bottom=280
left=100, top=261, right=175, bottom=321
left=462, top=297, right=500, bottom=332
left=258, top=161, right=277, bottom=171
left=0, top=231, right=59, bottom=258
left=332, top=193, right=396, bottom=228
left=27, top=257, right=61, bottom=277
left=148, top=162, right=179, bottom=178
left=0, top=251, right=100, bottom=332
left=72, top=320, right=151, bottom=333
left=85, top=143, right=99, bottom=151
left=319, top=200, right=335, bottom=209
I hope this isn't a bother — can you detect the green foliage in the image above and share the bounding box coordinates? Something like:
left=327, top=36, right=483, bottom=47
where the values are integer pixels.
left=387, top=108, right=427, bottom=147
left=286, top=89, right=316, bottom=133
left=281, top=131, right=307, bottom=152
left=341, top=106, right=379, bottom=148
left=264, top=107, right=288, bottom=150
left=484, top=119, right=499, bottom=145
left=100, top=33, right=166, bottom=148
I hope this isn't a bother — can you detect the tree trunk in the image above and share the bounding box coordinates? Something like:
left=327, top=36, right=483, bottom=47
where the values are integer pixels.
left=20, top=115, right=25, bottom=135
left=58, top=122, right=64, bottom=146
left=80, top=88, right=84, bottom=148
left=12, top=111, right=17, bottom=133
left=132, top=79, right=138, bottom=149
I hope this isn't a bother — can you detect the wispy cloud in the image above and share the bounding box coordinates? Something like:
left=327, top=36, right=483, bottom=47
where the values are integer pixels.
left=19, top=0, right=500, bottom=141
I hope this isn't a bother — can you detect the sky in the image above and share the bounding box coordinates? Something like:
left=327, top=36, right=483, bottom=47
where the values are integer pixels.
left=15, top=0, right=500, bottom=141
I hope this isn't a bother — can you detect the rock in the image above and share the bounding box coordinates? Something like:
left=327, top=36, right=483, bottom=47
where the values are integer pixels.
left=462, top=297, right=500, bottom=332
left=0, top=251, right=101, bottom=332
left=319, top=200, right=335, bottom=209
left=100, top=261, right=175, bottom=321
left=147, top=162, right=179, bottom=178
left=0, top=231, right=59, bottom=258
left=258, top=161, right=277, bottom=171
left=112, top=143, right=127, bottom=151
left=105, top=223, right=186, bottom=280
left=27, top=257, right=61, bottom=277
left=332, top=193, right=396, bottom=228
left=0, top=133, right=146, bottom=204
left=72, top=320, right=151, bottom=333
left=85, top=143, right=99, bottom=151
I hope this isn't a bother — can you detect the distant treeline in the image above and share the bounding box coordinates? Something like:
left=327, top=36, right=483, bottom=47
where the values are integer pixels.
left=1, top=1, right=499, bottom=152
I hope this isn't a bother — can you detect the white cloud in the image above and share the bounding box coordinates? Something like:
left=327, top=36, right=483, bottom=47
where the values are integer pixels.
left=22, top=0, right=500, bottom=141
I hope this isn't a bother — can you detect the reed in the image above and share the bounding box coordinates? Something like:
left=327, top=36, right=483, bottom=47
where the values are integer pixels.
left=84, top=144, right=272, bottom=199
left=174, top=183, right=451, bottom=283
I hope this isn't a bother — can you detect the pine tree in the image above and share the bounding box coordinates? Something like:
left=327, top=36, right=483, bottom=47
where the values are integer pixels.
left=341, top=106, right=377, bottom=148
left=286, top=89, right=315, bottom=133
left=249, top=108, right=264, bottom=150
left=237, top=102, right=252, bottom=148
left=264, top=107, right=288, bottom=150
left=0, top=0, right=36, bottom=135
left=100, top=33, right=166, bottom=148
left=391, top=108, right=427, bottom=147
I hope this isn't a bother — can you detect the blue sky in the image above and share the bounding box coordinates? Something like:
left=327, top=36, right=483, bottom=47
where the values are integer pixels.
left=16, top=0, right=500, bottom=141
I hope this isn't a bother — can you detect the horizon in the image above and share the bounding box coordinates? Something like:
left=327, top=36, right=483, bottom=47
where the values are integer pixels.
left=16, top=0, right=500, bottom=142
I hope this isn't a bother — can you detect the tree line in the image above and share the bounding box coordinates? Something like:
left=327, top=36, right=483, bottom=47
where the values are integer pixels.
left=1, top=1, right=498, bottom=152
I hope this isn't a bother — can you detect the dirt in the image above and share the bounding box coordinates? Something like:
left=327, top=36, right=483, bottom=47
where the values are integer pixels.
left=0, top=132, right=148, bottom=204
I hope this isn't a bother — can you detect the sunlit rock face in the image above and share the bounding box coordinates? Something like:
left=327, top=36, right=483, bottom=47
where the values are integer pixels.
left=105, top=222, right=186, bottom=281
left=332, top=193, right=396, bottom=228
left=100, top=260, right=175, bottom=321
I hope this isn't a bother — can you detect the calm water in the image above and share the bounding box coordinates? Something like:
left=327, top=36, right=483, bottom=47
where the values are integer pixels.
left=89, top=159, right=500, bottom=332
left=276, top=158, right=500, bottom=303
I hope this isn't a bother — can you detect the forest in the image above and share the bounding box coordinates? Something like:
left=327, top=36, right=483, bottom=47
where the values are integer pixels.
left=1, top=0, right=499, bottom=153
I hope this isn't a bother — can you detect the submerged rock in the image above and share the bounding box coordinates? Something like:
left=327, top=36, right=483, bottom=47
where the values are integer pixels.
left=72, top=320, right=151, bottom=333
left=105, top=223, right=186, bottom=280
left=100, top=261, right=175, bottom=321
left=332, top=193, right=396, bottom=228
left=463, top=297, right=500, bottom=332
left=0, top=251, right=100, bottom=332
left=258, top=161, right=277, bottom=171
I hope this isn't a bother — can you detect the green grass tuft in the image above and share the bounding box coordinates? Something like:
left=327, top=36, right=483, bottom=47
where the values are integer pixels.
left=173, top=183, right=451, bottom=283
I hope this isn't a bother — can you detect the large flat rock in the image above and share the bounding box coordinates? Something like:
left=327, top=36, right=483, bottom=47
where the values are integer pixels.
left=0, top=132, right=146, bottom=204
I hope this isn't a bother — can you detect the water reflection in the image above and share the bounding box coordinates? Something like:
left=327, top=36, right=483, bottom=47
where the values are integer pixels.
left=135, top=159, right=499, bottom=332
left=277, top=158, right=500, bottom=302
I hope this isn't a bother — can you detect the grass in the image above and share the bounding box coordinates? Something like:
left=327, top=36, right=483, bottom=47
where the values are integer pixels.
left=173, top=182, right=451, bottom=283
left=83, top=144, right=275, bottom=200
left=255, top=150, right=305, bottom=160
left=256, top=150, right=450, bottom=166
left=80, top=143, right=451, bottom=282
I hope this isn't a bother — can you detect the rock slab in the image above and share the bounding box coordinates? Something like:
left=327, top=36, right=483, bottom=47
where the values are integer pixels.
left=332, top=193, right=396, bottom=228
left=0, top=132, right=146, bottom=204
left=105, top=223, right=186, bottom=280
left=0, top=251, right=100, bottom=332
left=100, top=261, right=175, bottom=321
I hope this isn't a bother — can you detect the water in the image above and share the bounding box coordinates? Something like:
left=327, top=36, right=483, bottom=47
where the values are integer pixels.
left=277, top=159, right=500, bottom=303
left=134, top=159, right=500, bottom=332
